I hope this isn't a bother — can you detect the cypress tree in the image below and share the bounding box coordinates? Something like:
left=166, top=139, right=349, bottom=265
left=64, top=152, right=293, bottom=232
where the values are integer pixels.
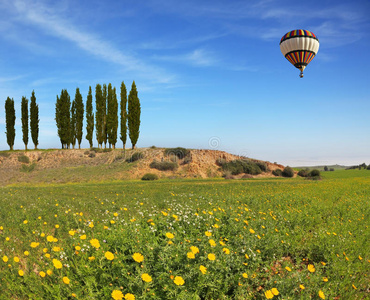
left=71, top=99, right=76, bottom=148
left=102, top=84, right=107, bottom=148
left=55, top=89, right=71, bottom=149
left=75, top=88, right=84, bottom=149
left=30, top=90, right=39, bottom=149
left=5, top=97, right=16, bottom=151
left=21, top=96, right=29, bottom=151
left=128, top=81, right=141, bottom=149
left=85, top=86, right=94, bottom=148
left=95, top=84, right=104, bottom=148
left=107, top=84, right=118, bottom=149
left=120, top=81, right=127, bottom=149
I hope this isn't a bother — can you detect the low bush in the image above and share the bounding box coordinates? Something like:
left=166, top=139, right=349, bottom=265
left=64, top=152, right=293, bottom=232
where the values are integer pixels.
left=221, top=159, right=262, bottom=176
left=141, top=173, right=159, bottom=181
left=0, top=152, right=10, bottom=158
left=150, top=160, right=178, bottom=171
left=20, top=163, right=35, bottom=172
left=308, top=169, right=320, bottom=177
left=126, top=152, right=144, bottom=163
left=256, top=161, right=269, bottom=172
left=272, top=169, right=283, bottom=177
left=164, top=147, right=190, bottom=160
left=282, top=166, right=294, bottom=178
left=88, top=152, right=96, bottom=158
left=297, top=169, right=309, bottom=177
left=18, top=155, right=30, bottom=164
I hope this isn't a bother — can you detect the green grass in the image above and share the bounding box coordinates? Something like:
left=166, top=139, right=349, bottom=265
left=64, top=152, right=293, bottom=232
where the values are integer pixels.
left=0, top=171, right=369, bottom=299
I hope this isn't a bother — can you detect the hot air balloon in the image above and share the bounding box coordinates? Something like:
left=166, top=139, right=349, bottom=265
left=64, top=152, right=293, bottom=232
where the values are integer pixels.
left=280, top=29, right=319, bottom=78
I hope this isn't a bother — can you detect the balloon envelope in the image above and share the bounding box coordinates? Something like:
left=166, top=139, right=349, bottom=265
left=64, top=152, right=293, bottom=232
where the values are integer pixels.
left=280, top=29, right=319, bottom=75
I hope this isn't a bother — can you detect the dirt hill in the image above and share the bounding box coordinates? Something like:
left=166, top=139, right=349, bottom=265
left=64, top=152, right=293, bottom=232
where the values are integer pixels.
left=0, top=148, right=285, bottom=186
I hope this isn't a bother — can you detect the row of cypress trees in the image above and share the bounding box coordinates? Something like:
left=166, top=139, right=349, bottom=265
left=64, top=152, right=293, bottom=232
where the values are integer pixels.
left=3, top=91, right=39, bottom=150
left=55, top=81, right=140, bottom=150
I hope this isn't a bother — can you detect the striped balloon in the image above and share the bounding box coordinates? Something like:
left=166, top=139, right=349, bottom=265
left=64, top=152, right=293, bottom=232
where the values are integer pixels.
left=280, top=29, right=319, bottom=77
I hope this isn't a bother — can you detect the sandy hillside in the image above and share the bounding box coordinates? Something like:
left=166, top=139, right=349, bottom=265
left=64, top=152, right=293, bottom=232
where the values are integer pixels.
left=0, top=148, right=285, bottom=185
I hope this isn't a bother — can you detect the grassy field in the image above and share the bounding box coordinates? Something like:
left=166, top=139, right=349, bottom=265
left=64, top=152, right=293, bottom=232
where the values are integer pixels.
left=0, top=170, right=369, bottom=299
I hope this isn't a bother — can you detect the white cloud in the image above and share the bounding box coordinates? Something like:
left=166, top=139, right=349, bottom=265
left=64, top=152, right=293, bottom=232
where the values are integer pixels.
left=8, top=0, right=174, bottom=84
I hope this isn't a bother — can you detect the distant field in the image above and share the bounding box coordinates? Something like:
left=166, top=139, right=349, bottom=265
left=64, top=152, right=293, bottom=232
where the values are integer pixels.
left=0, top=171, right=369, bottom=299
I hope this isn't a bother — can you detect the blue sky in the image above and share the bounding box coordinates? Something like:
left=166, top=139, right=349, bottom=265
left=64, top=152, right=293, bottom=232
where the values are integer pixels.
left=0, top=0, right=369, bottom=166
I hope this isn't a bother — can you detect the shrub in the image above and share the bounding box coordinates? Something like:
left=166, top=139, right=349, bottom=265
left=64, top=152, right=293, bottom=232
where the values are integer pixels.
left=126, top=152, right=144, bottom=163
left=20, top=163, right=35, bottom=172
left=308, top=169, right=320, bottom=177
left=282, top=166, right=294, bottom=178
left=367, top=165, right=370, bottom=170
left=216, top=158, right=227, bottom=166
left=141, top=173, right=159, bottom=181
left=0, top=152, right=10, bottom=158
left=256, top=161, right=269, bottom=172
left=18, top=155, right=30, bottom=164
left=150, top=160, right=178, bottom=171
left=164, top=147, right=190, bottom=160
left=88, top=152, right=96, bottom=158
left=181, top=156, right=192, bottom=165
left=297, top=169, right=309, bottom=177
left=221, top=159, right=262, bottom=176
left=272, top=169, right=282, bottom=177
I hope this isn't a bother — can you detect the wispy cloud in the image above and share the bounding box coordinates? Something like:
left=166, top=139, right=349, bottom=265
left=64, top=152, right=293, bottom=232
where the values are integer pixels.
left=7, top=0, right=174, bottom=84
left=152, top=48, right=218, bottom=67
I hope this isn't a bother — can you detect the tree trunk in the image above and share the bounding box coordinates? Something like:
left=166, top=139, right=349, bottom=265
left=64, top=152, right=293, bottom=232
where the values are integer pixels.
left=132, top=144, right=136, bottom=149
left=112, top=144, right=115, bottom=150
left=25, top=145, right=28, bottom=151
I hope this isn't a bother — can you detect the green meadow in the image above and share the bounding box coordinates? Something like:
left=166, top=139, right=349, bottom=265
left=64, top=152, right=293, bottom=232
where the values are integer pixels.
left=0, top=170, right=369, bottom=299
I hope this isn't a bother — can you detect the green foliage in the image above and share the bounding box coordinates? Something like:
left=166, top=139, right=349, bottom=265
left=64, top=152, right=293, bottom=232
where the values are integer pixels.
left=107, top=84, right=118, bottom=149
left=367, top=165, right=370, bottom=170
left=5, top=97, right=16, bottom=150
left=0, top=174, right=369, bottom=299
left=272, top=169, right=283, bottom=176
left=282, top=166, right=294, bottom=177
left=85, top=86, right=94, bottom=148
left=20, top=162, right=36, bottom=172
left=120, top=81, right=128, bottom=149
left=30, top=90, right=39, bottom=149
left=21, top=96, right=29, bottom=150
left=17, top=155, right=30, bottom=164
left=164, top=147, right=190, bottom=159
left=126, top=152, right=144, bottom=163
left=150, top=160, right=178, bottom=171
left=128, top=81, right=141, bottom=149
left=219, top=159, right=262, bottom=175
left=308, top=169, right=321, bottom=177
left=255, top=161, right=269, bottom=172
left=297, top=169, right=309, bottom=177
left=71, top=97, right=77, bottom=148
left=95, top=84, right=104, bottom=147
left=74, top=88, right=84, bottom=149
left=55, top=89, right=71, bottom=149
left=102, top=84, right=108, bottom=147
left=141, top=173, right=159, bottom=180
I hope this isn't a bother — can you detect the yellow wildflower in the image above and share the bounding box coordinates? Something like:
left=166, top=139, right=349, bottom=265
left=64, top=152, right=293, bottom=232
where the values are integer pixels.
left=90, top=239, right=100, bottom=248
left=52, top=259, right=63, bottom=269
left=199, top=265, right=207, bottom=274
left=132, top=252, right=144, bottom=263
left=318, top=290, right=325, bottom=299
left=124, top=293, right=135, bottom=300
left=208, top=253, right=216, bottom=261
left=173, top=276, right=185, bottom=286
left=308, top=264, right=315, bottom=273
left=63, top=276, right=70, bottom=284
left=166, top=232, right=174, bottom=239
left=105, top=251, right=115, bottom=260
left=264, top=290, right=273, bottom=299
left=141, top=273, right=152, bottom=282
left=190, top=246, right=199, bottom=254
left=111, top=290, right=124, bottom=300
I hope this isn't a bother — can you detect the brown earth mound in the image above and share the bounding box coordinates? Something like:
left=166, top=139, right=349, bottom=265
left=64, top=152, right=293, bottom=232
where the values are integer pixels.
left=0, top=148, right=285, bottom=185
